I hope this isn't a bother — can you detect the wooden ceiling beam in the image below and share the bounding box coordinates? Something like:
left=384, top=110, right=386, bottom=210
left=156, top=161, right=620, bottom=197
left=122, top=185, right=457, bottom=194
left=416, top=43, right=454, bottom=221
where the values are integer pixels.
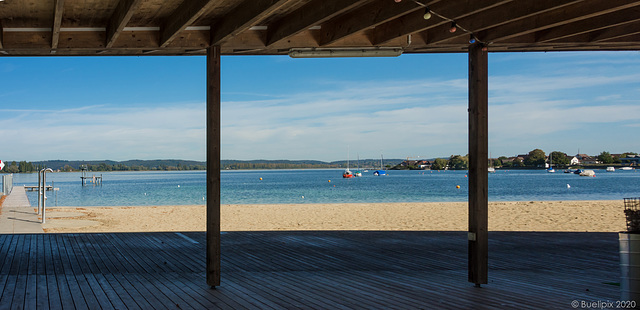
left=0, top=24, right=4, bottom=49
left=106, top=0, right=143, bottom=48
left=51, top=0, right=65, bottom=49
left=266, top=0, right=368, bottom=47
left=160, top=0, right=216, bottom=47
left=478, top=0, right=640, bottom=43
left=535, top=8, right=640, bottom=43
left=210, top=0, right=291, bottom=46
left=372, top=0, right=511, bottom=45
left=317, top=0, right=438, bottom=47
left=422, top=0, right=580, bottom=45
left=549, top=20, right=640, bottom=43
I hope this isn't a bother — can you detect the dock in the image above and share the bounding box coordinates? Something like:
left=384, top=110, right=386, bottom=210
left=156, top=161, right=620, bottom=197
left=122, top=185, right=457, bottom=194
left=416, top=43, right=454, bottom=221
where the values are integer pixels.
left=0, top=230, right=620, bottom=309
left=24, top=186, right=55, bottom=192
left=0, top=186, right=44, bottom=234
left=80, top=169, right=102, bottom=186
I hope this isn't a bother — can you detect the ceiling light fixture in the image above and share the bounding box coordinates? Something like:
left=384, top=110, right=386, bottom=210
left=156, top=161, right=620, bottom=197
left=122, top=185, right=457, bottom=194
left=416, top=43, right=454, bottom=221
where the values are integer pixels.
left=449, top=22, right=457, bottom=33
left=289, top=47, right=403, bottom=58
left=423, top=8, right=432, bottom=20
left=469, top=34, right=476, bottom=44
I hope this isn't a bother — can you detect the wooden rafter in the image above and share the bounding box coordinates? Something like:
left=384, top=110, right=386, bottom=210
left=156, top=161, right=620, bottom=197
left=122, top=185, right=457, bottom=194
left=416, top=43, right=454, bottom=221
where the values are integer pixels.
left=550, top=20, right=640, bottom=43
left=478, top=0, right=640, bottom=43
left=0, top=0, right=639, bottom=56
left=210, top=0, right=291, bottom=46
left=0, top=24, right=3, bottom=50
left=535, top=8, right=640, bottom=43
left=266, top=0, right=368, bottom=47
left=52, top=0, right=65, bottom=49
left=372, top=0, right=510, bottom=45
left=317, top=0, right=435, bottom=47
left=160, top=0, right=215, bottom=47
left=422, top=0, right=580, bottom=45
left=106, top=0, right=143, bottom=48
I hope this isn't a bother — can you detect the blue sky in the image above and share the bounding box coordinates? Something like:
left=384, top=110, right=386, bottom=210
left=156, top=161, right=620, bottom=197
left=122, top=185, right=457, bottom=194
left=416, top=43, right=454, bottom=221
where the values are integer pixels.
left=0, top=51, right=639, bottom=162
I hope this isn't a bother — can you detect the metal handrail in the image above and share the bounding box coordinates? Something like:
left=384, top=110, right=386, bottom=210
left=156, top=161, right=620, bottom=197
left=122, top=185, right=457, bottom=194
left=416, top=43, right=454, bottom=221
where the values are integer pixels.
left=40, top=168, right=53, bottom=224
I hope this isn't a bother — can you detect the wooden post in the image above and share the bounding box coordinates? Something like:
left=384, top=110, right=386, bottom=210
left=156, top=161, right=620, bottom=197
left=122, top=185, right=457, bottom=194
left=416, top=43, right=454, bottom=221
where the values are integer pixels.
left=468, top=42, right=488, bottom=286
left=206, top=45, right=222, bottom=287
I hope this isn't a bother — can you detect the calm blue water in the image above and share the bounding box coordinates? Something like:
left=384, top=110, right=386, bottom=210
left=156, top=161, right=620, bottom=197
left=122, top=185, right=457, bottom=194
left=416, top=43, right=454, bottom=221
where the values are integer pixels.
left=5, top=169, right=640, bottom=207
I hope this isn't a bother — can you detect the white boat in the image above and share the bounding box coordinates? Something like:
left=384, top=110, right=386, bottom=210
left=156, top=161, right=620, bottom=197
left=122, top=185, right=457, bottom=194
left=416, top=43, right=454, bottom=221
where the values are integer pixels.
left=373, top=155, right=386, bottom=176
left=579, top=169, right=596, bottom=177
left=547, top=153, right=555, bottom=173
left=343, top=148, right=354, bottom=178
left=354, top=154, right=362, bottom=177
left=606, top=167, right=615, bottom=172
left=488, top=155, right=496, bottom=173
left=621, top=167, right=634, bottom=171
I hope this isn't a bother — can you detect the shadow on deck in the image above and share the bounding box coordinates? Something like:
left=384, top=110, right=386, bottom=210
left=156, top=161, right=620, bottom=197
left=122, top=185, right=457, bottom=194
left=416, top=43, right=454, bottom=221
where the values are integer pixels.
left=0, top=231, right=621, bottom=309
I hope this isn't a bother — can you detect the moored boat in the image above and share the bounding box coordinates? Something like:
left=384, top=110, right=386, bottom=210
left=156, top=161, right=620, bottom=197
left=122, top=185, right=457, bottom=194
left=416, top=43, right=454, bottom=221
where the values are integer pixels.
left=373, top=154, right=386, bottom=176
left=606, top=167, right=615, bottom=172
left=579, top=169, right=596, bottom=177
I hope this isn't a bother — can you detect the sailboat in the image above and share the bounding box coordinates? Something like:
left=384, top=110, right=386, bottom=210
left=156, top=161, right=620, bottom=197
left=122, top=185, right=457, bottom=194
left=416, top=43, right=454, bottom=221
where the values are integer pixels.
left=354, top=154, right=362, bottom=177
left=373, top=155, right=386, bottom=176
left=488, top=155, right=496, bottom=173
left=343, top=148, right=354, bottom=178
left=547, top=153, right=555, bottom=173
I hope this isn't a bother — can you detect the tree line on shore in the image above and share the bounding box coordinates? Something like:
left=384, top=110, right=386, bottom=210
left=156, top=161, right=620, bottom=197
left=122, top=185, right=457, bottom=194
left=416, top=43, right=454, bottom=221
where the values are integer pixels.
left=396, top=149, right=638, bottom=170
left=2, top=151, right=636, bottom=173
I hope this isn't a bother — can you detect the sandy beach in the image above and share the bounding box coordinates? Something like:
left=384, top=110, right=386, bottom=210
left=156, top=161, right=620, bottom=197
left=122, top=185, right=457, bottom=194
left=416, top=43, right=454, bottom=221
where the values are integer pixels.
left=41, top=200, right=626, bottom=233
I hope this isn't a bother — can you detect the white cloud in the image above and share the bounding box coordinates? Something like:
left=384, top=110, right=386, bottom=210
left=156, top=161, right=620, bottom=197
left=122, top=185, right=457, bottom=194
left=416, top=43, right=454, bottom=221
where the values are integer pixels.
left=0, top=103, right=206, bottom=161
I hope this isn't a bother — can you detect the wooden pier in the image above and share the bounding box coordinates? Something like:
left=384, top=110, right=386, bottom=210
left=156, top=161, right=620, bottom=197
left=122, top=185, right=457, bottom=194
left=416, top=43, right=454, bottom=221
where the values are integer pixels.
left=80, top=169, right=102, bottom=186
left=23, top=186, right=54, bottom=192
left=0, top=231, right=620, bottom=309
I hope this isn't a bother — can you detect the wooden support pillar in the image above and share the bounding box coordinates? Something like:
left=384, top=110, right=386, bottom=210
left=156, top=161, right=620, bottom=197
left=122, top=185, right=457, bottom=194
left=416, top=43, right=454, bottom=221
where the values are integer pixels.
left=468, top=42, right=488, bottom=286
left=206, top=45, right=222, bottom=287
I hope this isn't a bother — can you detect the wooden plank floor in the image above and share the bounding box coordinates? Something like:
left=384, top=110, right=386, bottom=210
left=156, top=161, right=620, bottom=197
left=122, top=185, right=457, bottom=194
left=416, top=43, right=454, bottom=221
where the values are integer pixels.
left=0, top=231, right=621, bottom=309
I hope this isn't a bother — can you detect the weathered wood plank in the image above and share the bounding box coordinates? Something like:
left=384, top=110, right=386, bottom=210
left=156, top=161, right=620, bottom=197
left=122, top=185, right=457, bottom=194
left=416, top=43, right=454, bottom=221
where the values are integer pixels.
left=106, top=0, right=143, bottom=48
left=160, top=0, right=215, bottom=47
left=51, top=0, right=65, bottom=49
left=468, top=42, right=489, bottom=285
left=207, top=45, right=222, bottom=287
left=0, top=232, right=621, bottom=309
left=210, top=0, right=290, bottom=46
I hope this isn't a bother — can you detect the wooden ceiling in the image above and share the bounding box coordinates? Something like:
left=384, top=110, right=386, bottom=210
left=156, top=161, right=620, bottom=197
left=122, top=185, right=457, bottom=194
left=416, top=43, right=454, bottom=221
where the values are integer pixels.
left=1, top=0, right=639, bottom=56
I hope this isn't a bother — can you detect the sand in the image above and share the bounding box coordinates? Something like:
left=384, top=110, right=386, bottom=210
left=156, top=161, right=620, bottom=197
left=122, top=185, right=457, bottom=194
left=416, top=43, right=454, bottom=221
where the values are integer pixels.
left=41, top=200, right=626, bottom=233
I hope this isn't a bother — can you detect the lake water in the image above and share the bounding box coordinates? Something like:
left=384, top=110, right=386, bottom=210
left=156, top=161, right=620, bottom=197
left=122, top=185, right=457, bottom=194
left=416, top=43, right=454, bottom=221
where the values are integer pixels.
left=5, top=169, right=640, bottom=207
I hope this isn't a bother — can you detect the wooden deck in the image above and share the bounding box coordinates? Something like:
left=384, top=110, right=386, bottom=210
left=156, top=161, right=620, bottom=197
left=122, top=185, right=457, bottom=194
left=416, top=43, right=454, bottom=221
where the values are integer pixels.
left=0, top=231, right=621, bottom=309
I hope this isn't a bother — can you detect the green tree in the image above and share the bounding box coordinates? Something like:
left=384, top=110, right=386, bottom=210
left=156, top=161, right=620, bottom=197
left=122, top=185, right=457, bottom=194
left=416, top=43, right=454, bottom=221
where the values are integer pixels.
left=448, top=155, right=468, bottom=170
left=597, top=151, right=614, bottom=164
left=4, top=161, right=19, bottom=173
left=431, top=158, right=448, bottom=170
left=512, top=158, right=524, bottom=167
left=550, top=151, right=569, bottom=166
left=524, top=149, right=546, bottom=167
left=498, top=156, right=512, bottom=168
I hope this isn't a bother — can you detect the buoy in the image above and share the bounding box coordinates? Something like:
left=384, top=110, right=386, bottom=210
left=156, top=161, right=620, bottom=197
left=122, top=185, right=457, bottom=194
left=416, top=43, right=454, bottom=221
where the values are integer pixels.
left=567, top=184, right=571, bottom=189
left=144, top=193, right=147, bottom=196
left=464, top=175, right=467, bottom=178
left=177, top=185, right=180, bottom=188
left=259, top=177, right=262, bottom=180
left=328, top=180, right=331, bottom=182
left=456, top=185, right=460, bottom=189
left=203, top=197, right=205, bottom=200
left=301, top=196, right=304, bottom=199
